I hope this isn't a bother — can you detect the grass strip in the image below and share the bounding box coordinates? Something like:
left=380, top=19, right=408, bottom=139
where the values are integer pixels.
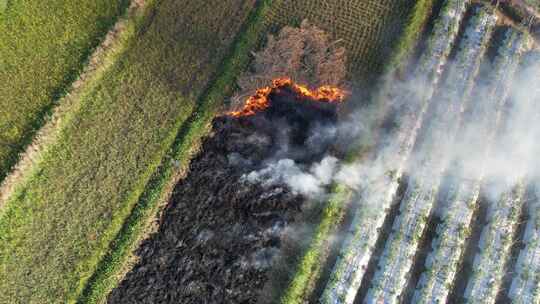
left=386, top=0, right=438, bottom=74
left=280, top=184, right=353, bottom=304
left=77, top=0, right=278, bottom=302
left=0, top=0, right=257, bottom=303
left=0, top=0, right=130, bottom=182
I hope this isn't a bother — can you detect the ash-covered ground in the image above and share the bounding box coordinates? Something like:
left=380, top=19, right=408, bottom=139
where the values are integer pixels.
left=108, top=85, right=342, bottom=303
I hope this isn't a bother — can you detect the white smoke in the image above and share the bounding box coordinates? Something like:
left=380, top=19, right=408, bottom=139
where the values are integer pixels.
left=447, top=51, right=540, bottom=200
left=243, top=156, right=339, bottom=199
left=240, top=47, right=539, bottom=210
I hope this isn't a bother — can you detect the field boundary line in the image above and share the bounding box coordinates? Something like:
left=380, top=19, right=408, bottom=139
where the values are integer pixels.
left=0, top=0, right=150, bottom=212
left=75, top=1, right=280, bottom=302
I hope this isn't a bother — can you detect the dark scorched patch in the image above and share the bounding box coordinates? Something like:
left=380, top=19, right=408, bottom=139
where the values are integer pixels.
left=108, top=85, right=340, bottom=303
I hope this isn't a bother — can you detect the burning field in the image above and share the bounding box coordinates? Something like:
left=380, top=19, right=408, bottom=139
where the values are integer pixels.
left=107, top=80, right=347, bottom=303
left=7, top=0, right=540, bottom=303
left=107, top=2, right=540, bottom=304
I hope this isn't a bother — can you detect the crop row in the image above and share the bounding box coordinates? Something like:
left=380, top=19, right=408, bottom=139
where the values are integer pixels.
left=464, top=183, right=527, bottom=303
left=410, top=7, right=499, bottom=302
left=274, top=1, right=435, bottom=303
left=320, top=1, right=470, bottom=303
left=508, top=51, right=540, bottom=304
left=364, top=6, right=496, bottom=304
left=407, top=28, right=529, bottom=304
left=463, top=46, right=537, bottom=303
left=385, top=0, right=437, bottom=75
left=462, top=29, right=530, bottom=303
left=510, top=184, right=540, bottom=303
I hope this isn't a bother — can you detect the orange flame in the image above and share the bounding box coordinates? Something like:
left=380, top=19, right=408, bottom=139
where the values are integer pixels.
left=230, top=78, right=346, bottom=117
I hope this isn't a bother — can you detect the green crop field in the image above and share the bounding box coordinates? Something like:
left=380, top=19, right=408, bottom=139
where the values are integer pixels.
left=0, top=0, right=129, bottom=182
left=0, top=0, right=258, bottom=302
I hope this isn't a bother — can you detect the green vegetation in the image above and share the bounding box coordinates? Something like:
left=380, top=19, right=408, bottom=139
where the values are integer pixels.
left=78, top=0, right=278, bottom=302
left=0, top=0, right=258, bottom=302
left=387, top=0, right=437, bottom=74
left=0, top=0, right=129, bottom=182
left=280, top=184, right=353, bottom=303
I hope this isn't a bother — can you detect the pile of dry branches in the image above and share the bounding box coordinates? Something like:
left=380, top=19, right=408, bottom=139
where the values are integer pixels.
left=232, top=20, right=347, bottom=108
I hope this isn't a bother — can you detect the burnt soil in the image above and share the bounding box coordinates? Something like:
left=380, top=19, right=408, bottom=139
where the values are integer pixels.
left=108, top=86, right=340, bottom=303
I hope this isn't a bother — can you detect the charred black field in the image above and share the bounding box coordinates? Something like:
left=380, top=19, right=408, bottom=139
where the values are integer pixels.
left=107, top=81, right=344, bottom=303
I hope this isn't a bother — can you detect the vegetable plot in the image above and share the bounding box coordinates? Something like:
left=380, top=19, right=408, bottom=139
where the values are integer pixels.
left=464, top=183, right=527, bottom=303
left=510, top=184, right=540, bottom=304
left=320, top=1, right=470, bottom=303
left=410, top=28, right=530, bottom=304
left=364, top=6, right=497, bottom=304
left=508, top=51, right=540, bottom=304
left=409, top=8, right=504, bottom=303
left=460, top=32, right=531, bottom=303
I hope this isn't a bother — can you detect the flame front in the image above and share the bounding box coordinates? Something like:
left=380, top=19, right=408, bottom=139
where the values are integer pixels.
left=230, top=78, right=346, bottom=117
